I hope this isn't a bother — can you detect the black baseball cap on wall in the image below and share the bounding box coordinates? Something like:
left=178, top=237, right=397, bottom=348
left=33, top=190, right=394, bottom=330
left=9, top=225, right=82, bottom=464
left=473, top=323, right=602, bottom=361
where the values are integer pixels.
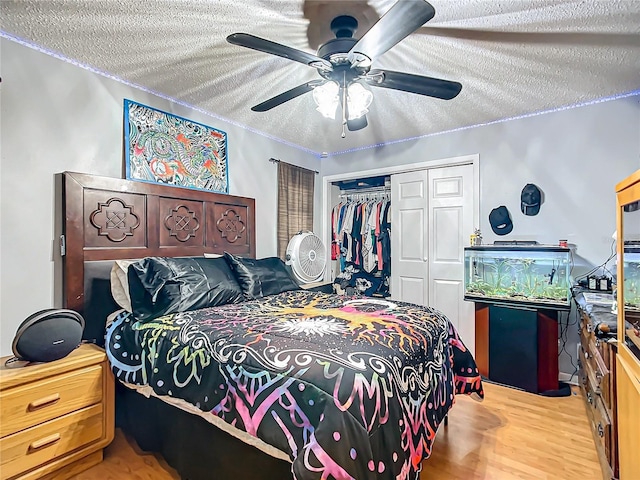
left=521, top=184, right=542, bottom=216
left=489, top=206, right=513, bottom=235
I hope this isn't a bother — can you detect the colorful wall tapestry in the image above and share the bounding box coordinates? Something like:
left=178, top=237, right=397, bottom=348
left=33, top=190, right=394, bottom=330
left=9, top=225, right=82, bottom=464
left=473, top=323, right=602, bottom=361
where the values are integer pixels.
left=124, top=99, right=228, bottom=193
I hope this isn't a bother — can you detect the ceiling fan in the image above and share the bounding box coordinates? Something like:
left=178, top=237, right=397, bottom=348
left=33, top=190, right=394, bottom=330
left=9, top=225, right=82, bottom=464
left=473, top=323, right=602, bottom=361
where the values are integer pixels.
left=227, top=0, right=462, bottom=137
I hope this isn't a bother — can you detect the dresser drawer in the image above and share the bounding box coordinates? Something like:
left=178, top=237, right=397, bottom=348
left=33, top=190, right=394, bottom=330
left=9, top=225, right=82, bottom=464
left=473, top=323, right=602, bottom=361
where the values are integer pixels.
left=579, top=323, right=597, bottom=350
left=580, top=356, right=614, bottom=464
left=0, top=403, right=103, bottom=479
left=591, top=392, right=613, bottom=463
left=580, top=312, right=594, bottom=337
left=588, top=338, right=610, bottom=401
left=579, top=314, right=589, bottom=332
left=580, top=348, right=595, bottom=399
left=581, top=344, right=608, bottom=395
left=0, top=365, right=103, bottom=437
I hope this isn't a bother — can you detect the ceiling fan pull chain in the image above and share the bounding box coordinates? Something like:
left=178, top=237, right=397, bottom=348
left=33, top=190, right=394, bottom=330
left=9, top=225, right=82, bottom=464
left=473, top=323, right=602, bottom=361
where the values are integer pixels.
left=341, top=72, right=347, bottom=138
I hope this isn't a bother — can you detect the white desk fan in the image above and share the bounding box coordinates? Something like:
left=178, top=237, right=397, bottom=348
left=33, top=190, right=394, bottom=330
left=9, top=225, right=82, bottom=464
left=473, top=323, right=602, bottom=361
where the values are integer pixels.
left=285, top=231, right=326, bottom=284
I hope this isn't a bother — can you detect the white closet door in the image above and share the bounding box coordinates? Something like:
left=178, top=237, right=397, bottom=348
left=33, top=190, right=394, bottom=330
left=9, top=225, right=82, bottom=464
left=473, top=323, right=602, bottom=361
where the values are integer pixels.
left=390, top=170, right=429, bottom=305
left=428, top=164, right=475, bottom=354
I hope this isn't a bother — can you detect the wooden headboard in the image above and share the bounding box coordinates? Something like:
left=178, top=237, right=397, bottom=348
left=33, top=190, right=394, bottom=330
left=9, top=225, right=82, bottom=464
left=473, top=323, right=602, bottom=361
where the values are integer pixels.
left=57, top=171, right=256, bottom=344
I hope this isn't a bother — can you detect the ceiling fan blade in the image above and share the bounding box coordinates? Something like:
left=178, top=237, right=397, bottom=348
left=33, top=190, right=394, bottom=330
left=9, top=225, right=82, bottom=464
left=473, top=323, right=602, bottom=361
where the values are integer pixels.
left=415, top=26, right=640, bottom=47
left=251, top=80, right=324, bottom=112
left=347, top=115, right=368, bottom=131
left=227, top=33, right=332, bottom=71
left=348, top=0, right=435, bottom=65
left=365, top=69, right=462, bottom=100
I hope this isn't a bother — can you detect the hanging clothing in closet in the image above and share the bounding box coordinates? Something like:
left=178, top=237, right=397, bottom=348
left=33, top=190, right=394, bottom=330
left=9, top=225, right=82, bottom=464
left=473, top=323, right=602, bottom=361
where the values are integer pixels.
left=331, top=194, right=391, bottom=297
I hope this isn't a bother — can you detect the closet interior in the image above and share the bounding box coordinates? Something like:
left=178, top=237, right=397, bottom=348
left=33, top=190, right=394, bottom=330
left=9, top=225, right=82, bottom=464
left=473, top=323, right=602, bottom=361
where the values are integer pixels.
left=330, top=175, right=391, bottom=297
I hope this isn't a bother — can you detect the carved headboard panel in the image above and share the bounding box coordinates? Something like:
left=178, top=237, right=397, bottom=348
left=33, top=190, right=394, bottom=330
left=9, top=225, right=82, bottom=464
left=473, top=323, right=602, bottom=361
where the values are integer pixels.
left=58, top=172, right=256, bottom=343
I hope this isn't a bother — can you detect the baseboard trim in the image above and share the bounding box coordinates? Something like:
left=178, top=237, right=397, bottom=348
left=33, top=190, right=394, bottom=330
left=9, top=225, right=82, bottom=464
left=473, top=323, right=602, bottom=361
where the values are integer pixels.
left=559, top=372, right=578, bottom=385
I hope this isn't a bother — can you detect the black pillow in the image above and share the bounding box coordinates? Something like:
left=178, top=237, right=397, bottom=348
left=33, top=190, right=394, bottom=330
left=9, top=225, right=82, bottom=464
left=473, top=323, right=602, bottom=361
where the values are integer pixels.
left=127, top=256, right=245, bottom=321
left=223, top=252, right=300, bottom=299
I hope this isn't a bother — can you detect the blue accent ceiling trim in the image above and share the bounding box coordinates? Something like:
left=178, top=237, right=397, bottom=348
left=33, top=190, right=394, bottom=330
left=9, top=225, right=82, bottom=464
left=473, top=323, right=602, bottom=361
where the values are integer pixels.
left=3, top=31, right=639, bottom=160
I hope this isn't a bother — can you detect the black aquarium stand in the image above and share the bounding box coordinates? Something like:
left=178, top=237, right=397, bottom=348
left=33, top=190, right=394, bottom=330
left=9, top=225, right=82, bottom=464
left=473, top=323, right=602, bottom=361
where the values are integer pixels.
left=474, top=302, right=559, bottom=394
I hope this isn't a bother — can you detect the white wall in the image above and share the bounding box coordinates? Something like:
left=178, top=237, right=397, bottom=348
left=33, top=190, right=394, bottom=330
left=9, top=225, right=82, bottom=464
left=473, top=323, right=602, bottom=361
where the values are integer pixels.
left=0, top=39, right=320, bottom=356
left=322, top=96, right=640, bottom=266
left=2, top=36, right=639, bottom=374
left=320, top=94, right=640, bottom=378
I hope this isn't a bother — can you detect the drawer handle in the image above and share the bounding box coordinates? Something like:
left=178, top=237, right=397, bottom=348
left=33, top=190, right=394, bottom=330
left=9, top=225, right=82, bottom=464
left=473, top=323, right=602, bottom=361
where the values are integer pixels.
left=29, top=433, right=61, bottom=451
left=597, top=423, right=604, bottom=438
left=28, top=393, right=60, bottom=411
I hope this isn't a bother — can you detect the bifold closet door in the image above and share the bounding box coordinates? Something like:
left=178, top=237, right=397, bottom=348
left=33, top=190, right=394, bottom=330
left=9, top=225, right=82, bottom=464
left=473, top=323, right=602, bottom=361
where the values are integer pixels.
left=428, top=164, right=475, bottom=355
left=390, top=170, right=429, bottom=305
left=391, top=164, right=476, bottom=355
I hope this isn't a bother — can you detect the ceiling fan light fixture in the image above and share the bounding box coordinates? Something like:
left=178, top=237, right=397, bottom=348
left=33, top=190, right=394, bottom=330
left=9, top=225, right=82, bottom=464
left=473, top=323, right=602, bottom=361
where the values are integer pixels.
left=313, top=81, right=340, bottom=119
left=346, top=83, right=373, bottom=120
left=228, top=2, right=460, bottom=136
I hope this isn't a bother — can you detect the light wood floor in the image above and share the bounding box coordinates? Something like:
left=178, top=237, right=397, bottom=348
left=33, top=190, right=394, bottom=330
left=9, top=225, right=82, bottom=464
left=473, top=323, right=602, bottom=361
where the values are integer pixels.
left=71, top=382, right=603, bottom=480
left=421, top=382, right=602, bottom=480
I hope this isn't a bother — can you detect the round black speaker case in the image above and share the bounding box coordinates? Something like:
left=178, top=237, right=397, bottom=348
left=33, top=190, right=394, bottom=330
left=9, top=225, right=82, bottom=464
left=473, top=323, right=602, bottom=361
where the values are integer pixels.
left=12, top=309, right=85, bottom=362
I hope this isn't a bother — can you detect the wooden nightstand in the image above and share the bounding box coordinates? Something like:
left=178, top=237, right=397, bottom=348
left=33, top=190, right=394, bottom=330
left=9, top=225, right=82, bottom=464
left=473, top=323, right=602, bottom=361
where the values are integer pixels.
left=0, top=344, right=114, bottom=480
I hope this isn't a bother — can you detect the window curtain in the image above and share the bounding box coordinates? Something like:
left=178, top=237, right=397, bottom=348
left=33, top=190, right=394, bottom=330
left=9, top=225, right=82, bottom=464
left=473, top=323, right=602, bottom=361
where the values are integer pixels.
left=277, top=162, right=314, bottom=260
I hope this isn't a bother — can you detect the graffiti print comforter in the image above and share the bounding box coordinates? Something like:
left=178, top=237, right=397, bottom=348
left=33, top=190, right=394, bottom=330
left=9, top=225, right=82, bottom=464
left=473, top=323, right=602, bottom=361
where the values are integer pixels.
left=106, top=290, right=483, bottom=480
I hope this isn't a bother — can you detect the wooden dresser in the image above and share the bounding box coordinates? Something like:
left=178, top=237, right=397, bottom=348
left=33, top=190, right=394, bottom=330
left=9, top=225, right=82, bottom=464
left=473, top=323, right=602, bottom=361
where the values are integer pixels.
left=615, top=168, right=640, bottom=480
left=575, top=293, right=618, bottom=479
left=0, top=344, right=114, bottom=480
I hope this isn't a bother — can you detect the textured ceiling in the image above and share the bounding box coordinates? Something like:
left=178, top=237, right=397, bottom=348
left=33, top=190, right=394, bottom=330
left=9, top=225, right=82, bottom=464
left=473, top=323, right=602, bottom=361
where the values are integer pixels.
left=2, top=0, right=639, bottom=155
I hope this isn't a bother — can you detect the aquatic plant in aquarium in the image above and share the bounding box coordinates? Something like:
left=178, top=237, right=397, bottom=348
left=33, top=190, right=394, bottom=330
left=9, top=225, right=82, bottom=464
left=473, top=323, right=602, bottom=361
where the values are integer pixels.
left=623, top=251, right=640, bottom=312
left=464, top=246, right=572, bottom=309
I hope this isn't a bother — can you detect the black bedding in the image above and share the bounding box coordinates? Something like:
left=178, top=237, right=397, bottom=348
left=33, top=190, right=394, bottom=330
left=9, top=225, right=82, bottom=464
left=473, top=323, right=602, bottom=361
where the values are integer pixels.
left=106, top=290, right=483, bottom=480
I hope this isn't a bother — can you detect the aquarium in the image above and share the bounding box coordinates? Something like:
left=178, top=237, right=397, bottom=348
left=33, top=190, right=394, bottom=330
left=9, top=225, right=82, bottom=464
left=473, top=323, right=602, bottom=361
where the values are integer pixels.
left=464, top=245, right=572, bottom=310
left=622, top=246, right=640, bottom=313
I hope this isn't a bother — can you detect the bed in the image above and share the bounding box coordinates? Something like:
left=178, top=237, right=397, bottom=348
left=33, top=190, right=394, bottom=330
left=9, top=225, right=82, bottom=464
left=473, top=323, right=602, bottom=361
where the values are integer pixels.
left=58, top=171, right=483, bottom=480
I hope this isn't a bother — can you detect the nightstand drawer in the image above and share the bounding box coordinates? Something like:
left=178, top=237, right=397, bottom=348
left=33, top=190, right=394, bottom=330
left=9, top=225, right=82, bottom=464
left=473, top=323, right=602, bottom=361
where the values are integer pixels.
left=0, top=365, right=103, bottom=437
left=0, top=403, right=103, bottom=479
